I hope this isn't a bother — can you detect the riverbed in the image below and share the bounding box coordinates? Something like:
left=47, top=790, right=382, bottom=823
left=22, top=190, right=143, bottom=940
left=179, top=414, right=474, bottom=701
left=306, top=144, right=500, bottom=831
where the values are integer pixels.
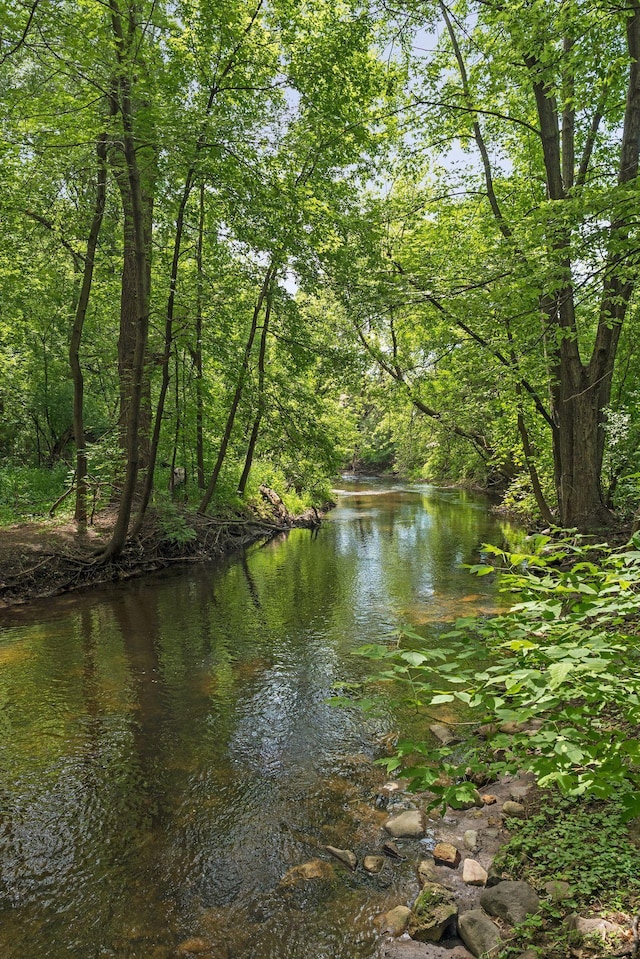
left=0, top=479, right=515, bottom=959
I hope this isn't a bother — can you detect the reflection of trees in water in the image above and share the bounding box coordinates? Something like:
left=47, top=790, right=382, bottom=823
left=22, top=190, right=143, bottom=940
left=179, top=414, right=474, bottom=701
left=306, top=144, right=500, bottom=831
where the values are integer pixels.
left=0, top=488, right=514, bottom=959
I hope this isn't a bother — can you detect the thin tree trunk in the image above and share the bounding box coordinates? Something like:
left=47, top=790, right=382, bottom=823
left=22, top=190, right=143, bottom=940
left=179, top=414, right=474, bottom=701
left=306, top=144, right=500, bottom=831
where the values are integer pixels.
left=69, top=133, right=108, bottom=527
left=199, top=261, right=277, bottom=513
left=237, top=290, right=272, bottom=495
left=195, top=182, right=206, bottom=489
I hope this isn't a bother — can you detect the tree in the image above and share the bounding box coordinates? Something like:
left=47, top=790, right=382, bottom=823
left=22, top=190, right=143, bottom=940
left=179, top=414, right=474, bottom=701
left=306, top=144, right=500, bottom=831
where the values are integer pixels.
left=329, top=0, right=640, bottom=528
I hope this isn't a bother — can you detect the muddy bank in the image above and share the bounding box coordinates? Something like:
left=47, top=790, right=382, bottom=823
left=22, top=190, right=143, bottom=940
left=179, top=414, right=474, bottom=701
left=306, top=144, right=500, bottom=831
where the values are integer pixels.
left=0, top=495, right=330, bottom=608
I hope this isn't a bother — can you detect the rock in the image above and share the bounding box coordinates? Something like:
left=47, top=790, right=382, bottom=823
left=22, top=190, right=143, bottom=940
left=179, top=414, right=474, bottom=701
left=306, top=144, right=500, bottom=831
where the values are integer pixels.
left=509, top=785, right=530, bottom=802
left=363, top=855, right=385, bottom=874
left=383, top=839, right=405, bottom=859
left=544, top=879, right=572, bottom=901
left=417, top=858, right=438, bottom=886
left=481, top=880, right=540, bottom=925
left=499, top=721, right=526, bottom=734
left=408, top=882, right=458, bottom=942
left=462, top=859, right=488, bottom=886
left=429, top=723, right=457, bottom=745
left=458, top=909, right=502, bottom=957
left=514, top=951, right=538, bottom=959
left=567, top=914, right=624, bottom=940
left=324, top=845, right=357, bottom=871
left=502, top=800, right=526, bottom=819
left=281, top=858, right=334, bottom=884
left=175, top=939, right=214, bottom=956
left=384, top=810, right=426, bottom=838
left=463, top=830, right=478, bottom=851
left=379, top=940, right=472, bottom=958
left=378, top=905, right=412, bottom=937
left=485, top=861, right=506, bottom=887
left=476, top=723, right=497, bottom=739
left=433, top=842, right=461, bottom=868
left=481, top=793, right=497, bottom=805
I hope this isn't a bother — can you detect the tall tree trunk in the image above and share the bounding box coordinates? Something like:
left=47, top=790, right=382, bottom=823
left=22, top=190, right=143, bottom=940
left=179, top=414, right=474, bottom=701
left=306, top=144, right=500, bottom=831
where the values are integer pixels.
left=444, top=2, right=640, bottom=530
left=195, top=182, right=206, bottom=489
left=236, top=290, right=272, bottom=496
left=199, top=261, right=277, bottom=513
left=113, top=174, right=154, bottom=472
left=69, top=133, right=108, bottom=527
left=101, top=0, right=153, bottom=560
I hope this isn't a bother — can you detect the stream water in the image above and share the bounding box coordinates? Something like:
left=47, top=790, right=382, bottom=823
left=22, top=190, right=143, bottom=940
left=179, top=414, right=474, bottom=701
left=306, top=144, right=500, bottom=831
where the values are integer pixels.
left=0, top=478, right=516, bottom=959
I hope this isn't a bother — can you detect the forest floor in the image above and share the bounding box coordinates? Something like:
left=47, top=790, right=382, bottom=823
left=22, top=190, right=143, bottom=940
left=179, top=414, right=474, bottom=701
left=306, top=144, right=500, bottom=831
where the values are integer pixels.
left=0, top=499, right=326, bottom=608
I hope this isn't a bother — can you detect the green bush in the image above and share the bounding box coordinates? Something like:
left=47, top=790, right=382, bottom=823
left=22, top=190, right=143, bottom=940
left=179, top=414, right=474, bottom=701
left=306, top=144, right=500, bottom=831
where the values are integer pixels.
left=357, top=532, right=640, bottom=817
left=0, top=463, right=70, bottom=523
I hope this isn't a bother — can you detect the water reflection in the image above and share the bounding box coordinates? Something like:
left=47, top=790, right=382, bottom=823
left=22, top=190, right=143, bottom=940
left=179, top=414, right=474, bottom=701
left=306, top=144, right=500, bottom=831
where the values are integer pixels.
left=0, top=479, right=515, bottom=958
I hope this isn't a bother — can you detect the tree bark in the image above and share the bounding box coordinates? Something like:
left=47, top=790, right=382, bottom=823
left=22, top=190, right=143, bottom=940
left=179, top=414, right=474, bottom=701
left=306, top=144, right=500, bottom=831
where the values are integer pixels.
left=237, top=289, right=273, bottom=495
left=199, top=261, right=277, bottom=513
left=69, top=133, right=108, bottom=527
left=100, top=0, right=154, bottom=560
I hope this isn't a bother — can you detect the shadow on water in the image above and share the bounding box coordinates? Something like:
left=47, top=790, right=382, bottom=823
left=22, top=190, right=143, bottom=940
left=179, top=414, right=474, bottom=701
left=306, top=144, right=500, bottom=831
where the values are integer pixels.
left=0, top=479, right=517, bottom=958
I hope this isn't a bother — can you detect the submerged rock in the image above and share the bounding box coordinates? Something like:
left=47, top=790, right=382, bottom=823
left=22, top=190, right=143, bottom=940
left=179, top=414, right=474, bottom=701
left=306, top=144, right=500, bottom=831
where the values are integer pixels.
left=384, top=810, right=426, bottom=838
left=175, top=938, right=218, bottom=956
left=324, top=845, right=357, bottom=871
left=458, top=909, right=502, bottom=957
left=281, top=859, right=334, bottom=885
left=378, top=905, right=412, bottom=936
left=429, top=723, right=457, bottom=745
left=382, top=839, right=405, bottom=859
left=416, top=858, right=438, bottom=886
left=408, top=882, right=458, bottom=942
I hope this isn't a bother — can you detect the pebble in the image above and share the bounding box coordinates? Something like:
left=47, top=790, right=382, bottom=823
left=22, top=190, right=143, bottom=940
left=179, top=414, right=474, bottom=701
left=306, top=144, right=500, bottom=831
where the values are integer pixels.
left=502, top=800, right=526, bottom=819
left=433, top=842, right=461, bottom=868
left=324, top=845, right=357, bottom=871
left=463, top=830, right=478, bottom=851
left=417, top=858, right=439, bottom=886
left=382, top=839, right=404, bottom=859
left=544, top=879, right=572, bottom=901
left=384, top=809, right=426, bottom=838
left=363, top=855, right=385, bottom=874
left=378, top=905, right=412, bottom=936
left=430, top=723, right=457, bottom=745
left=462, top=858, right=488, bottom=886
left=175, top=939, right=213, bottom=956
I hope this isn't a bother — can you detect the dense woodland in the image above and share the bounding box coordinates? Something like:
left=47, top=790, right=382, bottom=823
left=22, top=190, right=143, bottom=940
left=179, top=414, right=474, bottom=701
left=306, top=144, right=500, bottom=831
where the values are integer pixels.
left=2, top=0, right=640, bottom=554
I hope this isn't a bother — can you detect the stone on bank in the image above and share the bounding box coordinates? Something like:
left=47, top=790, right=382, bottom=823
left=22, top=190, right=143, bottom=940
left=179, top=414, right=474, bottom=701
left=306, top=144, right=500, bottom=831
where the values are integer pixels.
left=407, top=882, right=458, bottom=942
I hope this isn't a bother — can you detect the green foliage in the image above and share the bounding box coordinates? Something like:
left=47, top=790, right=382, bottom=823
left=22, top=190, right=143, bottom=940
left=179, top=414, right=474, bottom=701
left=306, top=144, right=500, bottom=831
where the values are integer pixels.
left=357, top=534, right=640, bottom=816
left=0, top=465, right=70, bottom=524
left=156, top=501, right=197, bottom=546
left=495, top=796, right=640, bottom=903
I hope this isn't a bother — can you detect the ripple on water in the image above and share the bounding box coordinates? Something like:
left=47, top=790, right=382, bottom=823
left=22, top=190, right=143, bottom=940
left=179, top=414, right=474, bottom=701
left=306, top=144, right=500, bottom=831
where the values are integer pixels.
left=0, top=479, right=516, bottom=959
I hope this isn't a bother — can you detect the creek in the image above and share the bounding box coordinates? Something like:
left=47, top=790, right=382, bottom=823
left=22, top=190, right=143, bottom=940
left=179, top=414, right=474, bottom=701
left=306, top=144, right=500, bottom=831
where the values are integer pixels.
left=0, top=478, right=516, bottom=959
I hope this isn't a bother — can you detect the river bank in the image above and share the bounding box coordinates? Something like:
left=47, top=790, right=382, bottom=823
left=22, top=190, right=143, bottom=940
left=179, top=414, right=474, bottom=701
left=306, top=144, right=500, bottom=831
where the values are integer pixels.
left=0, top=490, right=329, bottom=608
left=290, top=727, right=639, bottom=959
